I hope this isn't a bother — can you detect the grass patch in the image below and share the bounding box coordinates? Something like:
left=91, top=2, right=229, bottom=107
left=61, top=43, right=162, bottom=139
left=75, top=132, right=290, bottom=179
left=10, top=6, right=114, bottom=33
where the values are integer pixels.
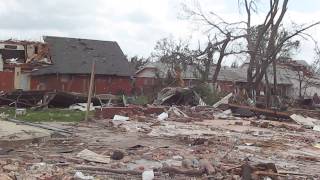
left=129, top=96, right=149, bottom=105
left=0, top=107, right=90, bottom=122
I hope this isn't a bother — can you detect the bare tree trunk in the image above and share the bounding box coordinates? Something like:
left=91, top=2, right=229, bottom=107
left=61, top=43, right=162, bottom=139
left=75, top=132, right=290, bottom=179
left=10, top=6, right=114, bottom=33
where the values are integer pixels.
left=212, top=35, right=231, bottom=86
left=272, top=59, right=277, bottom=95
left=298, top=71, right=302, bottom=98
left=254, top=60, right=268, bottom=89
left=204, top=46, right=213, bottom=82
left=265, top=71, right=270, bottom=108
left=246, top=60, right=255, bottom=98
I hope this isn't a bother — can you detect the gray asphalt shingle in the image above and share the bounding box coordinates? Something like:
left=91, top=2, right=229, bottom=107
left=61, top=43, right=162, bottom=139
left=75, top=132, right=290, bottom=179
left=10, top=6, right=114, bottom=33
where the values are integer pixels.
left=32, top=36, right=134, bottom=76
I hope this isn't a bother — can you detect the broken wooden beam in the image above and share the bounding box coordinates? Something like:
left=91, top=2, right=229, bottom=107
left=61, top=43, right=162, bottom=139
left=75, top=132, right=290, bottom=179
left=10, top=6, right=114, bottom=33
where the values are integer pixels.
left=228, top=103, right=291, bottom=119
left=75, top=165, right=141, bottom=175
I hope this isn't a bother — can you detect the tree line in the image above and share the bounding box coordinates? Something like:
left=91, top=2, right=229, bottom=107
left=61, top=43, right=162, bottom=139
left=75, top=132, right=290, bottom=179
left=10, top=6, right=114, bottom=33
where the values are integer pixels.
left=129, top=0, right=320, bottom=103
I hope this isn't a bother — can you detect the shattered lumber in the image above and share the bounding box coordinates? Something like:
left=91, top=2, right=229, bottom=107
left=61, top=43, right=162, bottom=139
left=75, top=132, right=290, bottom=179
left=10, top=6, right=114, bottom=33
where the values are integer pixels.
left=153, top=87, right=206, bottom=106
left=228, top=103, right=291, bottom=119
left=0, top=95, right=36, bottom=107
left=0, top=88, right=319, bottom=179
left=213, top=93, right=232, bottom=108
left=0, top=90, right=112, bottom=108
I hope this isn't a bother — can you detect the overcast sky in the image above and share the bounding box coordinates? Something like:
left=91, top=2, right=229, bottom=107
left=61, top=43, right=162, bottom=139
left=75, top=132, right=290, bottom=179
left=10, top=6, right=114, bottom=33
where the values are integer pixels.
left=0, top=0, right=319, bottom=64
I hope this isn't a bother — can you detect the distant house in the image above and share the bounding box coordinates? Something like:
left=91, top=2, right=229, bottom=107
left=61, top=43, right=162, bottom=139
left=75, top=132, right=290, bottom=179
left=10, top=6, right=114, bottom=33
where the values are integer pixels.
left=136, top=59, right=320, bottom=98
left=134, top=62, right=247, bottom=95
left=240, top=59, right=320, bottom=98
left=31, top=36, right=134, bottom=94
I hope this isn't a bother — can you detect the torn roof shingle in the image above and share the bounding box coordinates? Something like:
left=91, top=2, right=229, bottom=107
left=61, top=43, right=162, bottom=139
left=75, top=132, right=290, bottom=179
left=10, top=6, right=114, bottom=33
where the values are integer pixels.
left=32, top=36, right=134, bottom=76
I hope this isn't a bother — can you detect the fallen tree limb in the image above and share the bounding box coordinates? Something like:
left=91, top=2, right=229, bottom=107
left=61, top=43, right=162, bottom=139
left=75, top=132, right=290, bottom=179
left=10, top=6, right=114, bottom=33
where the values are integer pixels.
left=278, top=171, right=312, bottom=176
left=161, top=166, right=205, bottom=176
left=75, top=165, right=141, bottom=175
left=254, top=171, right=288, bottom=177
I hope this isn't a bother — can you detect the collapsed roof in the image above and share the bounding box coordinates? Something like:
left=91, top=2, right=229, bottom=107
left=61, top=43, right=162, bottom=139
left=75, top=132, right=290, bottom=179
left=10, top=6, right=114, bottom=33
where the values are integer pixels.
left=0, top=39, right=50, bottom=65
left=153, top=87, right=206, bottom=106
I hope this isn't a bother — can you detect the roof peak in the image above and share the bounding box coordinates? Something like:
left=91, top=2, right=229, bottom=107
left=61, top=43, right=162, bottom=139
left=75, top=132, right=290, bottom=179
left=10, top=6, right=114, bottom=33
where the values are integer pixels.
left=43, top=36, right=117, bottom=44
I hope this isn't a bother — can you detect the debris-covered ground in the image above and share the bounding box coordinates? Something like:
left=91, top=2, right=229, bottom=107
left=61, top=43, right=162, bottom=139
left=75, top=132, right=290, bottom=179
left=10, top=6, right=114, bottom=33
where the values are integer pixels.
left=0, top=105, right=319, bottom=180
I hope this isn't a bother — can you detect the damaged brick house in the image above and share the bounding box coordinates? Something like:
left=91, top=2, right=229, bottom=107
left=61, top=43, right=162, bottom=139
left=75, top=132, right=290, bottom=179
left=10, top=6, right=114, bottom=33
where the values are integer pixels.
left=31, top=36, right=134, bottom=94
left=0, top=36, right=134, bottom=95
left=0, top=40, right=50, bottom=91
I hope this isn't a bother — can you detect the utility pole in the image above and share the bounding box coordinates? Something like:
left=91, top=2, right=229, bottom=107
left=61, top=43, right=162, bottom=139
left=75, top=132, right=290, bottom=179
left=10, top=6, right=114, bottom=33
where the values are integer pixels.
left=85, top=60, right=95, bottom=121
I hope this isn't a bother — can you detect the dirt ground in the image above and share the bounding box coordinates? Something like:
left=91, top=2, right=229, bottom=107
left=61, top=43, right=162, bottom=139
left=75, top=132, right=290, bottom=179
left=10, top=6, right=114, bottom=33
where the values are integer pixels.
left=0, top=112, right=319, bottom=179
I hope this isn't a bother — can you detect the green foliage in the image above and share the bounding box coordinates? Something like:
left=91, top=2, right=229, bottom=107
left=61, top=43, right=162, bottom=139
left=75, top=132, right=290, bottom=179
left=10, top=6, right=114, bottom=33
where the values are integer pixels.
left=192, top=83, right=224, bottom=105
left=130, top=96, right=149, bottom=105
left=0, top=107, right=87, bottom=122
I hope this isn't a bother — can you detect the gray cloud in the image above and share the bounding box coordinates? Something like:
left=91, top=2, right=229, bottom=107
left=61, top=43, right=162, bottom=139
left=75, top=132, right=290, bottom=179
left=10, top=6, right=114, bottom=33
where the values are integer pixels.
left=0, top=0, right=100, bottom=30
left=0, top=0, right=318, bottom=61
left=125, top=10, right=153, bottom=24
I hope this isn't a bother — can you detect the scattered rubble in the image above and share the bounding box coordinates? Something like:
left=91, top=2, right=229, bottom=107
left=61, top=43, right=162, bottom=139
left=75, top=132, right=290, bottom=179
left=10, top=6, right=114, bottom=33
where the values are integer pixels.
left=153, top=87, right=206, bottom=106
left=0, top=88, right=319, bottom=179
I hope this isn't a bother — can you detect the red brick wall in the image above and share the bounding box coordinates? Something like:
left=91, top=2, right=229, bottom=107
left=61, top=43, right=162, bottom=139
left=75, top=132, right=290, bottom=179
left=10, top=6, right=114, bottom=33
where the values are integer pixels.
left=217, top=81, right=235, bottom=93
left=134, top=77, right=159, bottom=95
left=0, top=72, right=14, bottom=92
left=135, top=77, right=156, bottom=88
left=31, top=74, right=132, bottom=95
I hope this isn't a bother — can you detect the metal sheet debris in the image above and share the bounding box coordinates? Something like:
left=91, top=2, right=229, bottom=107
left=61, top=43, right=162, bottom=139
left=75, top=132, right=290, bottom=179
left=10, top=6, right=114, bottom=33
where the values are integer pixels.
left=290, top=114, right=319, bottom=128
